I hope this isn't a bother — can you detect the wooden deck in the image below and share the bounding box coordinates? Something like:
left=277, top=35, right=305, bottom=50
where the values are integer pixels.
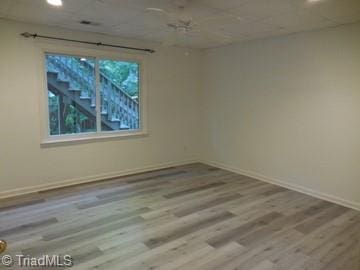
left=0, top=163, right=359, bottom=269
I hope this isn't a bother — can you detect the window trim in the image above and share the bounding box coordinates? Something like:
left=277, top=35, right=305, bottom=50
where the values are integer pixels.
left=37, top=43, right=148, bottom=146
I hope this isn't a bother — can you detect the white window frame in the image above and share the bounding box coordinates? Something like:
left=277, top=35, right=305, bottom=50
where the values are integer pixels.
left=37, top=43, right=148, bottom=146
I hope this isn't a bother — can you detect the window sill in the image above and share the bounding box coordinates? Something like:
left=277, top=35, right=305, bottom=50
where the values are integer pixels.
left=41, top=131, right=148, bottom=147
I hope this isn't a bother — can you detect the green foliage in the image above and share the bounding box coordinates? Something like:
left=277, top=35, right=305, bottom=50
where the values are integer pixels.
left=48, top=94, right=60, bottom=135
left=100, top=60, right=139, bottom=96
left=64, top=105, right=90, bottom=134
left=48, top=92, right=94, bottom=135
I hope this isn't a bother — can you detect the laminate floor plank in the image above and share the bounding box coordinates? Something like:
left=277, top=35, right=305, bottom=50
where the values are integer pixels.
left=0, top=163, right=358, bottom=269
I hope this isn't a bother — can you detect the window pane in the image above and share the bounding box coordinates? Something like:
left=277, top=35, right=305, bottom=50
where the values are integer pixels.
left=46, top=54, right=96, bottom=135
left=99, top=59, right=140, bottom=131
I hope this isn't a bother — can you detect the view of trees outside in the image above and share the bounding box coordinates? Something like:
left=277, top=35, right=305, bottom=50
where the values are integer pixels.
left=99, top=60, right=139, bottom=98
left=47, top=54, right=139, bottom=135
left=48, top=92, right=97, bottom=135
left=48, top=93, right=60, bottom=135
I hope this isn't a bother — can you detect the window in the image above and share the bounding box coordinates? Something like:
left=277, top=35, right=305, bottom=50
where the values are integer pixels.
left=44, top=52, right=143, bottom=143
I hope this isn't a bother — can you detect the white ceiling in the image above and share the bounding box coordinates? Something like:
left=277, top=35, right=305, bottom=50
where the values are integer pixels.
left=1, top=0, right=360, bottom=49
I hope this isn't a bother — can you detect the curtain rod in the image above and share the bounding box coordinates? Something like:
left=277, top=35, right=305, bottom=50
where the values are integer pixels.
left=20, top=32, right=155, bottom=54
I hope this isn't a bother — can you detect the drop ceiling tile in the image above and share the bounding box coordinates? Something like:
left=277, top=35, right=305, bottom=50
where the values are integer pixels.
left=143, top=27, right=173, bottom=39
left=57, top=21, right=117, bottom=36
left=232, top=0, right=299, bottom=22
left=179, top=2, right=223, bottom=20
left=114, top=23, right=166, bottom=38
left=120, top=12, right=167, bottom=30
left=297, top=0, right=360, bottom=24
left=100, top=0, right=174, bottom=12
left=73, top=0, right=143, bottom=26
left=6, top=0, right=76, bottom=25
left=178, top=33, right=227, bottom=49
left=210, top=20, right=280, bottom=37
left=263, top=8, right=338, bottom=33
left=0, top=0, right=13, bottom=16
left=133, top=0, right=225, bottom=23
left=313, top=0, right=360, bottom=23
left=14, top=0, right=92, bottom=14
left=136, top=2, right=223, bottom=25
left=244, top=27, right=293, bottom=40
left=191, top=29, right=234, bottom=44
left=196, top=0, right=250, bottom=11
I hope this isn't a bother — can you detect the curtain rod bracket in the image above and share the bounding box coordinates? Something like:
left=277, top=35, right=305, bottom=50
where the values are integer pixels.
left=20, top=32, right=155, bottom=53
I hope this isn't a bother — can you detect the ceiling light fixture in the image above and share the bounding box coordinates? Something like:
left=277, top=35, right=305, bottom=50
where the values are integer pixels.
left=47, top=0, right=63, bottom=7
left=307, top=0, right=322, bottom=3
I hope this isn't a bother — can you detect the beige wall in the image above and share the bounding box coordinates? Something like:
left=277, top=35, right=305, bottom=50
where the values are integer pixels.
left=0, top=19, right=201, bottom=196
left=201, top=23, right=360, bottom=209
left=1, top=18, right=359, bottom=209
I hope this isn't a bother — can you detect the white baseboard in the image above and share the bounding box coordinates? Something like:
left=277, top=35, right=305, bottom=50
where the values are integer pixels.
left=201, top=159, right=360, bottom=211
left=0, top=159, right=198, bottom=199
left=3, top=157, right=359, bottom=212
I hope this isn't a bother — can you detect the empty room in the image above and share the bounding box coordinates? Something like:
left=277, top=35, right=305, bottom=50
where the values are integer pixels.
left=0, top=0, right=359, bottom=269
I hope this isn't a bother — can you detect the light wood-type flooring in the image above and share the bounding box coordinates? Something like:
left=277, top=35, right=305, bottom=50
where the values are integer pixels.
left=0, top=163, right=359, bottom=269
